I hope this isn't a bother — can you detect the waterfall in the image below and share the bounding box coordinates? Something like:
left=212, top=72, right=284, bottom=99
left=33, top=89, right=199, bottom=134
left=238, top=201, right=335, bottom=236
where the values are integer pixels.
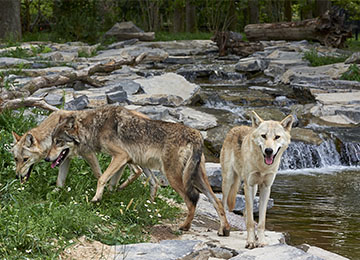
left=280, top=140, right=359, bottom=171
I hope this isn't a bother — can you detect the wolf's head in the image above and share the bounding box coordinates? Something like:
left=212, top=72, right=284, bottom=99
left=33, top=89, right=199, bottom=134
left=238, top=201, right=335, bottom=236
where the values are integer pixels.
left=46, top=116, right=79, bottom=168
left=11, top=131, right=46, bottom=183
left=251, top=111, right=293, bottom=166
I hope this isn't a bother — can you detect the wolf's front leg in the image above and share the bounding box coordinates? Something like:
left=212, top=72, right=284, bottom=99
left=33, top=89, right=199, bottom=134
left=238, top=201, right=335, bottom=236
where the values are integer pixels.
left=56, top=157, right=70, bottom=187
left=244, top=183, right=256, bottom=249
left=91, top=155, right=129, bottom=202
left=257, top=184, right=271, bottom=247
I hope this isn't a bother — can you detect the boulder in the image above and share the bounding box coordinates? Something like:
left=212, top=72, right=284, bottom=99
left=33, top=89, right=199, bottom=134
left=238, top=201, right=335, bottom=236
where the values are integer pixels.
left=233, top=244, right=323, bottom=260
left=104, top=21, right=155, bottom=41
left=235, top=57, right=268, bottom=72
left=176, top=107, right=217, bottom=130
left=64, top=95, right=89, bottom=110
left=0, top=57, right=31, bottom=68
left=40, top=51, right=78, bottom=62
left=345, top=52, right=360, bottom=64
left=134, top=73, right=200, bottom=105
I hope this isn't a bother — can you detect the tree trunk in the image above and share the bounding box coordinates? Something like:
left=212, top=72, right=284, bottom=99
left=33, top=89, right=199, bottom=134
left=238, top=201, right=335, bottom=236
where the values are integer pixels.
left=227, top=0, right=237, bottom=31
left=300, top=0, right=313, bottom=20
left=0, top=0, right=22, bottom=40
left=248, top=0, right=259, bottom=24
left=284, top=0, right=292, bottom=22
left=244, top=7, right=352, bottom=48
left=186, top=0, right=196, bottom=33
left=314, top=0, right=331, bottom=18
left=173, top=1, right=184, bottom=33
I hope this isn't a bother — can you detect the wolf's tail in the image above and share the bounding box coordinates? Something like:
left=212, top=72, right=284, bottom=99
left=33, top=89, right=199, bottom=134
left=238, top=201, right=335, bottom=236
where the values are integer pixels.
left=183, top=142, right=203, bottom=206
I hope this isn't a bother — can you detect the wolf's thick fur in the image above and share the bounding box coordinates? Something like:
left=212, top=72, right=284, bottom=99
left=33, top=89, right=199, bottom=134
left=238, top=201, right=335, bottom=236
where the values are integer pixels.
left=11, top=110, right=102, bottom=186
left=47, top=106, right=230, bottom=235
left=12, top=110, right=158, bottom=198
left=221, top=111, right=293, bottom=248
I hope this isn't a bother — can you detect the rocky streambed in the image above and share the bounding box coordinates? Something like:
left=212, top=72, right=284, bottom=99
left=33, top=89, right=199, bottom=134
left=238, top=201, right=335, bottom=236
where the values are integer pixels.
left=1, top=38, right=359, bottom=259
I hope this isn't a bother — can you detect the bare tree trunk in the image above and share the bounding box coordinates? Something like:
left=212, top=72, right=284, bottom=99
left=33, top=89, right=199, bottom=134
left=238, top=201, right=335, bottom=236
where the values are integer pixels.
left=314, top=0, right=331, bottom=17
left=245, top=7, right=351, bottom=48
left=300, top=0, right=314, bottom=20
left=186, top=0, right=196, bottom=33
left=0, top=0, right=22, bottom=40
left=173, top=1, right=184, bottom=32
left=284, top=0, right=292, bottom=22
left=248, top=0, right=259, bottom=24
left=227, top=0, right=237, bottom=31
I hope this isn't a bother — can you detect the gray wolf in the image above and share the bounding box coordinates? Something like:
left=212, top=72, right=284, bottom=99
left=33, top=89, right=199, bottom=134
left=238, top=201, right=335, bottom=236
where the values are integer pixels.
left=12, top=110, right=158, bottom=198
left=46, top=105, right=230, bottom=235
left=220, top=111, right=293, bottom=248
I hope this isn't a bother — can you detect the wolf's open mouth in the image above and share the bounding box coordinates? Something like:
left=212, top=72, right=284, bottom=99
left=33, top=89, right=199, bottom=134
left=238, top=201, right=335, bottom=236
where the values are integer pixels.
left=20, top=164, right=33, bottom=183
left=264, top=147, right=281, bottom=165
left=51, top=148, right=69, bottom=168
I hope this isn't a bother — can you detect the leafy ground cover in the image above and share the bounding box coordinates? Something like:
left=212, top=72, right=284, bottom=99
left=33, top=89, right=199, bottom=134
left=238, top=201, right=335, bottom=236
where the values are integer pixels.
left=0, top=109, right=181, bottom=259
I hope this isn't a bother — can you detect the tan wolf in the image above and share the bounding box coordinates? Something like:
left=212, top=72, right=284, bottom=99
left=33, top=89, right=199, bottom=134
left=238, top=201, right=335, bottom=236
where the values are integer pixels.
left=220, top=111, right=293, bottom=248
left=46, top=105, right=230, bottom=235
left=11, top=110, right=158, bottom=198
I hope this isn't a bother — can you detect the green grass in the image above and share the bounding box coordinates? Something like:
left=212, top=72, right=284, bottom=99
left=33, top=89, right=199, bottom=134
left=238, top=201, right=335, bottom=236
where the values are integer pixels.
left=0, top=45, right=52, bottom=59
left=0, top=109, right=182, bottom=259
left=345, top=38, right=360, bottom=52
left=340, top=64, right=360, bottom=82
left=303, top=49, right=349, bottom=67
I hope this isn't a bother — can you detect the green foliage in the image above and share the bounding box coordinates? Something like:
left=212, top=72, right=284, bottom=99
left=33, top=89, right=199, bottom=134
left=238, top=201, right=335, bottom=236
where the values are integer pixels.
left=303, top=49, right=349, bottom=67
left=0, top=45, right=52, bottom=59
left=345, top=38, right=360, bottom=52
left=340, top=64, right=360, bottom=81
left=0, top=109, right=181, bottom=258
left=155, top=32, right=212, bottom=41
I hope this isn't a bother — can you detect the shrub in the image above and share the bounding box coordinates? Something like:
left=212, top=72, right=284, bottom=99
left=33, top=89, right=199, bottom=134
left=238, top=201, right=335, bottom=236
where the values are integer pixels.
left=340, top=64, right=360, bottom=82
left=303, top=49, right=349, bottom=67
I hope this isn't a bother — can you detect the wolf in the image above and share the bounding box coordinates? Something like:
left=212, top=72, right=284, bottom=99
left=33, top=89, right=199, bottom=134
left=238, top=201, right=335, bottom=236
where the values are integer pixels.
left=11, top=110, right=158, bottom=198
left=46, top=105, right=230, bottom=235
left=220, top=111, right=293, bottom=248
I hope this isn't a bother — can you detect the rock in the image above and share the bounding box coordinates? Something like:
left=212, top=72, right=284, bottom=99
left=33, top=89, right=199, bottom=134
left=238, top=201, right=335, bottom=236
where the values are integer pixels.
left=64, top=95, right=89, bottom=110
left=300, top=244, right=349, bottom=260
left=134, top=73, right=201, bottom=105
left=0, top=57, right=31, bottom=68
left=233, top=244, right=324, bottom=260
left=91, top=46, right=168, bottom=63
left=112, top=240, right=203, bottom=260
left=280, top=63, right=350, bottom=84
left=345, top=52, right=360, bottom=64
left=266, top=50, right=305, bottom=60
left=176, top=107, right=217, bottom=130
left=235, top=57, right=268, bottom=72
left=129, top=94, right=184, bottom=107
left=164, top=56, right=194, bottom=64
left=104, top=21, right=155, bottom=41
left=264, top=59, right=309, bottom=81
left=205, top=162, right=223, bottom=192
left=44, top=92, right=63, bottom=106
left=106, top=79, right=143, bottom=95
left=106, top=86, right=128, bottom=104
left=40, top=51, right=78, bottom=62
left=107, top=39, right=139, bottom=49
left=291, top=128, right=323, bottom=145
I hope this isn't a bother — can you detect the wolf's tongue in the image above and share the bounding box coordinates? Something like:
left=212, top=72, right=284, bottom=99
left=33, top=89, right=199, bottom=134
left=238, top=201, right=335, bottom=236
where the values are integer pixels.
left=51, top=154, right=62, bottom=168
left=265, top=156, right=274, bottom=165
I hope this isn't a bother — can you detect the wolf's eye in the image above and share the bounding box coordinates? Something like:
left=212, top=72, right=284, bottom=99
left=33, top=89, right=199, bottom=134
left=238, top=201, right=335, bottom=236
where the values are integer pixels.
left=14, top=157, right=18, bottom=162
left=55, top=139, right=63, bottom=146
left=261, top=134, right=266, bottom=139
left=275, top=135, right=280, bottom=140
left=23, top=158, right=29, bottom=162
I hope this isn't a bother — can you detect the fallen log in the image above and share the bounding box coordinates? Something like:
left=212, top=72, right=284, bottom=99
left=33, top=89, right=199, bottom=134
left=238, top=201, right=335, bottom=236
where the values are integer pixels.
left=212, top=31, right=264, bottom=57
left=244, top=7, right=352, bottom=48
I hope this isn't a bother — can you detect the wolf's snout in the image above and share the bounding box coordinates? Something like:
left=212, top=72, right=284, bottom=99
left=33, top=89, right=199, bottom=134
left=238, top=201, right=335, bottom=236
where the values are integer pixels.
left=264, top=148, right=273, bottom=156
left=44, top=157, right=51, bottom=162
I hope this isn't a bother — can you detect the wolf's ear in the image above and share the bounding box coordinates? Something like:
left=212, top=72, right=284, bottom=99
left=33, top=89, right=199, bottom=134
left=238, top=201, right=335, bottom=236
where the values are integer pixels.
left=25, top=134, right=36, bottom=148
left=281, top=115, right=294, bottom=132
left=251, top=111, right=263, bottom=128
left=12, top=131, right=21, bottom=143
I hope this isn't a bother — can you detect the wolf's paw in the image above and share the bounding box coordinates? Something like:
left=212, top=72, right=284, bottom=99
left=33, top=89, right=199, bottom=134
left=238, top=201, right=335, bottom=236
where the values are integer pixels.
left=245, top=241, right=257, bottom=249
left=91, top=197, right=101, bottom=203
left=217, top=227, right=230, bottom=237
left=179, top=224, right=191, bottom=231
